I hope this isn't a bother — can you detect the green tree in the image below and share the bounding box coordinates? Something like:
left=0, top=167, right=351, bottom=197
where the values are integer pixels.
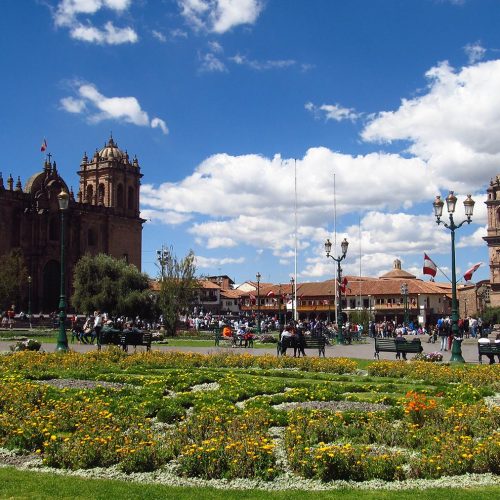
left=482, top=306, right=500, bottom=326
left=0, top=249, right=28, bottom=311
left=348, top=309, right=370, bottom=333
left=72, top=253, right=155, bottom=318
left=157, top=247, right=197, bottom=337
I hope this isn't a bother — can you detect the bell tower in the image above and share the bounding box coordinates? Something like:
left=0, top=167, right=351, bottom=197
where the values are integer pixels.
left=77, top=136, right=144, bottom=270
left=483, top=176, right=500, bottom=306
left=78, top=135, right=142, bottom=217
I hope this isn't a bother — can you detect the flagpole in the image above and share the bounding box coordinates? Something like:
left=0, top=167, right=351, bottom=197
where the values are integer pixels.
left=294, top=159, right=298, bottom=321
left=333, top=173, right=338, bottom=326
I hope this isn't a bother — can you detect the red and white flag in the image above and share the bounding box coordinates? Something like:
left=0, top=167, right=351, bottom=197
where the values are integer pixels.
left=463, top=263, right=482, bottom=281
left=423, top=253, right=437, bottom=278
left=266, top=290, right=275, bottom=297
left=339, top=277, right=348, bottom=294
left=40, top=139, right=47, bottom=152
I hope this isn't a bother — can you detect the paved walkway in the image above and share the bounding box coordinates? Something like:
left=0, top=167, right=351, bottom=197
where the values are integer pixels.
left=0, top=336, right=490, bottom=364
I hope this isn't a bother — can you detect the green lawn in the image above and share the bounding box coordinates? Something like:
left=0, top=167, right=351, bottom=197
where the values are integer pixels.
left=0, top=467, right=497, bottom=499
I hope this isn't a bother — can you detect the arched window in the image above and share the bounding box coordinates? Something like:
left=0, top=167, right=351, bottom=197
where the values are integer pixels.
left=87, top=228, right=97, bottom=246
left=117, top=183, right=124, bottom=208
left=98, top=184, right=105, bottom=205
left=127, top=186, right=134, bottom=210
left=49, top=217, right=59, bottom=241
left=86, top=185, right=93, bottom=204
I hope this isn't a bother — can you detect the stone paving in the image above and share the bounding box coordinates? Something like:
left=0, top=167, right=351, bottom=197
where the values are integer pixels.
left=0, top=335, right=491, bottom=363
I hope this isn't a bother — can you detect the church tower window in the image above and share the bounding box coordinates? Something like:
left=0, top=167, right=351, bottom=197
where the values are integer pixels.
left=117, top=184, right=124, bottom=208
left=128, top=186, right=135, bottom=210
left=86, top=185, right=93, bottom=204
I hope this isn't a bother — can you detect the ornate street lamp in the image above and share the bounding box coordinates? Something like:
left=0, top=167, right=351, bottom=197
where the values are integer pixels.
left=325, top=237, right=349, bottom=343
left=56, top=189, right=69, bottom=352
left=433, top=191, right=475, bottom=363
left=290, top=276, right=295, bottom=323
left=256, top=272, right=261, bottom=333
left=27, top=275, right=32, bottom=329
left=400, top=282, right=409, bottom=326
left=156, top=245, right=169, bottom=281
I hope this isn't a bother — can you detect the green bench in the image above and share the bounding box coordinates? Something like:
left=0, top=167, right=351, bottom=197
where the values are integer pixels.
left=277, top=335, right=327, bottom=357
left=98, top=327, right=151, bottom=352
left=478, top=342, right=500, bottom=364
left=374, top=338, right=423, bottom=360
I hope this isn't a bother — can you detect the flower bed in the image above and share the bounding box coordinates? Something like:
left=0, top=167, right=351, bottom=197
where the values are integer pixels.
left=0, top=351, right=498, bottom=486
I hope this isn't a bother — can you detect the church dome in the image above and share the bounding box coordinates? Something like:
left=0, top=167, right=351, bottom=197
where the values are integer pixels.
left=379, top=259, right=417, bottom=279
left=98, top=136, right=124, bottom=160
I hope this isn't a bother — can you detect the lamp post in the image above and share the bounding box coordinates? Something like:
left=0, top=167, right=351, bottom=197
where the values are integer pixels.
left=156, top=245, right=169, bottom=281
left=433, top=191, right=475, bottom=363
left=256, top=272, right=261, bottom=333
left=56, top=189, right=69, bottom=352
left=325, top=237, right=349, bottom=343
left=27, top=275, right=32, bottom=329
left=278, top=283, right=282, bottom=327
left=400, top=282, right=409, bottom=326
left=290, top=276, right=295, bottom=323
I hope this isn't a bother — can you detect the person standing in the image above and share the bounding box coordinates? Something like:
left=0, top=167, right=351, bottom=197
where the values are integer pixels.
left=93, top=311, right=103, bottom=345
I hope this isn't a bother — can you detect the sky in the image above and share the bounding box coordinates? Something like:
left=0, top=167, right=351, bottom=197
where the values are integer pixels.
left=1, top=0, right=500, bottom=285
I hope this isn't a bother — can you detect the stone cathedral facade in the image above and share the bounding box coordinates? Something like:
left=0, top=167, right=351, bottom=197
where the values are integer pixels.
left=0, top=136, right=144, bottom=312
left=484, top=175, right=500, bottom=307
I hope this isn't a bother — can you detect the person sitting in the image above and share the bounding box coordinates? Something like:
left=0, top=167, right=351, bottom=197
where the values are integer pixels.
left=395, top=331, right=408, bottom=360
left=280, top=325, right=295, bottom=356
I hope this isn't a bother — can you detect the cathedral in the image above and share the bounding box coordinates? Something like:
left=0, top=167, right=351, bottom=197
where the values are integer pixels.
left=484, top=175, right=500, bottom=307
left=0, top=136, right=144, bottom=312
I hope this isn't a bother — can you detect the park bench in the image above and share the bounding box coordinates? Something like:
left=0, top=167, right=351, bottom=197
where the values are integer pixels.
left=478, top=342, right=500, bottom=364
left=215, top=332, right=255, bottom=348
left=97, top=327, right=122, bottom=350
left=374, top=338, right=423, bottom=360
left=97, top=327, right=151, bottom=352
left=277, top=335, right=327, bottom=357
left=120, top=329, right=152, bottom=352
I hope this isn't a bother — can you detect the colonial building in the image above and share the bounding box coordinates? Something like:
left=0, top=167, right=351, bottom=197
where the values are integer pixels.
left=0, top=136, right=144, bottom=312
left=484, top=175, right=500, bottom=307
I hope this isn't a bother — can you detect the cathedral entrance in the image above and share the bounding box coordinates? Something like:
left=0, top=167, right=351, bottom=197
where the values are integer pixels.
left=42, top=260, right=60, bottom=313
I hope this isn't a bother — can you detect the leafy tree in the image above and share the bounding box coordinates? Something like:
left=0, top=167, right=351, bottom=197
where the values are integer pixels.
left=0, top=249, right=28, bottom=311
left=72, top=253, right=155, bottom=318
left=157, top=247, right=197, bottom=336
left=482, top=306, right=500, bottom=326
left=347, top=309, right=370, bottom=332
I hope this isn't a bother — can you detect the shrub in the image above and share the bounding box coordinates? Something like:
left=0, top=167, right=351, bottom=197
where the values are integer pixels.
left=10, top=339, right=41, bottom=352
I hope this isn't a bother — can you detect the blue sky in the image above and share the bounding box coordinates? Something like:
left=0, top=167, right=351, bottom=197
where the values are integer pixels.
left=2, top=0, right=500, bottom=285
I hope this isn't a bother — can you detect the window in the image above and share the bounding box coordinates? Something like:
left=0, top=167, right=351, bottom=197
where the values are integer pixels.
left=98, top=184, right=105, bottom=204
left=86, top=185, right=93, bottom=204
left=128, top=186, right=134, bottom=210
left=117, top=184, right=124, bottom=208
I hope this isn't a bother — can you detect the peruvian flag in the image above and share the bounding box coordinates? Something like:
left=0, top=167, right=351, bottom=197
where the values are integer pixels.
left=339, top=277, right=348, bottom=294
left=40, top=139, right=47, bottom=152
left=266, top=290, right=275, bottom=297
left=423, top=253, right=437, bottom=278
left=463, top=263, right=482, bottom=281
left=249, top=293, right=256, bottom=305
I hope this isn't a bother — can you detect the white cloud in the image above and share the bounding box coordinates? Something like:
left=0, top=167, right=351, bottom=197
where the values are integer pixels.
left=60, top=82, right=168, bottom=134
left=199, top=52, right=227, bottom=72
left=362, top=59, right=500, bottom=191
left=196, top=255, right=245, bottom=268
left=151, top=117, right=169, bottom=135
left=53, top=0, right=137, bottom=44
left=230, top=54, right=296, bottom=70
left=152, top=30, right=167, bottom=42
left=139, top=58, right=495, bottom=281
left=179, top=0, right=263, bottom=34
left=60, top=96, right=86, bottom=113
left=305, top=101, right=360, bottom=122
left=141, top=209, right=192, bottom=225
left=70, top=21, right=137, bottom=44
left=464, top=41, right=486, bottom=64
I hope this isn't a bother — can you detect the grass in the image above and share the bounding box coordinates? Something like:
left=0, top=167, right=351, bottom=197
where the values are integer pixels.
left=0, top=467, right=497, bottom=499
